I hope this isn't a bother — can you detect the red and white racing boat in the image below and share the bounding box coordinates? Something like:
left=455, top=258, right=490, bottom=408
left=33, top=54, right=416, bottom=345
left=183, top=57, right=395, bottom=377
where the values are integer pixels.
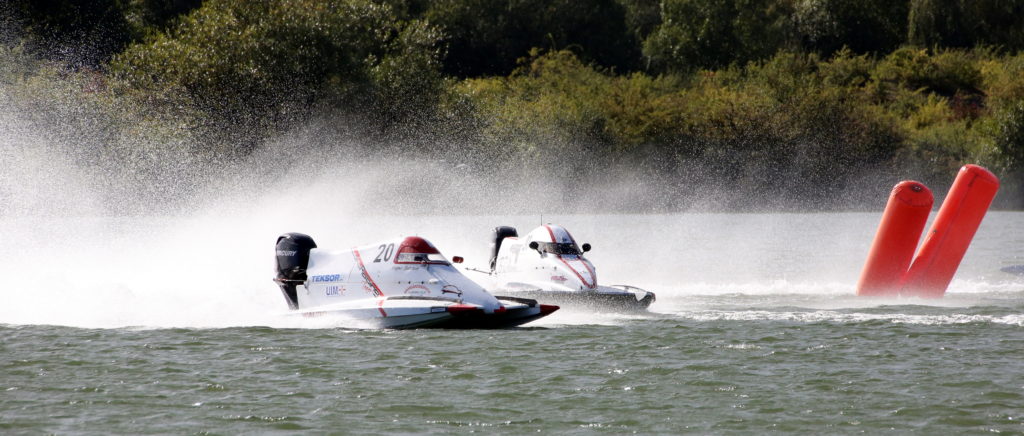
left=478, top=225, right=655, bottom=311
left=273, top=233, right=558, bottom=329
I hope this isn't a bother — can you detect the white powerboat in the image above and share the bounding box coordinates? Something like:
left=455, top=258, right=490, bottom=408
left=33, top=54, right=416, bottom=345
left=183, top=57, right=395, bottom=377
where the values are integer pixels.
left=478, top=225, right=655, bottom=311
left=273, top=233, right=558, bottom=329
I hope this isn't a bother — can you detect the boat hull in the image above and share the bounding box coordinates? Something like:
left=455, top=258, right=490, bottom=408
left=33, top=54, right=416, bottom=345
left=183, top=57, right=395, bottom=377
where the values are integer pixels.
left=292, top=296, right=557, bottom=329
left=494, top=285, right=655, bottom=312
left=441, top=302, right=558, bottom=329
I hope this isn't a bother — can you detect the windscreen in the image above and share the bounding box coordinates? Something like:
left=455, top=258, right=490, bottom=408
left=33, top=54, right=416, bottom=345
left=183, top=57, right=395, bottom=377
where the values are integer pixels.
left=396, top=252, right=449, bottom=264
left=537, top=242, right=581, bottom=256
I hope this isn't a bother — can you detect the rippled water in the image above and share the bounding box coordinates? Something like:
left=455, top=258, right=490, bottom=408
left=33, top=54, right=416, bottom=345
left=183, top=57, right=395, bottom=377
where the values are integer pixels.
left=3, top=212, right=1024, bottom=433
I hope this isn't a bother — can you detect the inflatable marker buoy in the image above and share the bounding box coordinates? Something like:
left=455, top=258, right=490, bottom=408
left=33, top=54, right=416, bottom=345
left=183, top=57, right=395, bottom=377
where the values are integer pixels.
left=857, top=165, right=999, bottom=298
left=900, top=165, right=999, bottom=298
left=856, top=181, right=933, bottom=297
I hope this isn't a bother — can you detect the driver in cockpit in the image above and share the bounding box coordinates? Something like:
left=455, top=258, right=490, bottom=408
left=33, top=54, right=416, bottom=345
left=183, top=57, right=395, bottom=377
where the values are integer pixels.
left=535, top=241, right=582, bottom=256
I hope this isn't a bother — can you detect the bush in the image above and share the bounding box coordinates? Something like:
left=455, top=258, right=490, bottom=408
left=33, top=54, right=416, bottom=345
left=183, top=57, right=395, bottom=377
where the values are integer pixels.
left=424, top=0, right=639, bottom=77
left=872, top=47, right=982, bottom=97
left=908, top=0, right=1024, bottom=50
left=819, top=48, right=875, bottom=88
left=642, top=0, right=793, bottom=72
left=792, top=0, right=907, bottom=56
left=456, top=50, right=615, bottom=158
left=980, top=53, right=1024, bottom=112
left=1, top=43, right=205, bottom=212
left=994, top=102, right=1024, bottom=170
left=109, top=0, right=446, bottom=153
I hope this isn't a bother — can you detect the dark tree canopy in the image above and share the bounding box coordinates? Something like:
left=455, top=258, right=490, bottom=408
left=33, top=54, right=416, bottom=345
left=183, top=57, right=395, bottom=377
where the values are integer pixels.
left=5, top=0, right=131, bottom=66
left=909, top=0, right=1024, bottom=51
left=642, top=0, right=794, bottom=72
left=424, top=0, right=640, bottom=77
left=793, top=0, right=908, bottom=56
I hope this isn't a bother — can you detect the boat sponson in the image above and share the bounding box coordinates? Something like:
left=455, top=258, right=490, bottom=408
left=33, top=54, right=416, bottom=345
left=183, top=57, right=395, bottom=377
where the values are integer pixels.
left=494, top=290, right=654, bottom=311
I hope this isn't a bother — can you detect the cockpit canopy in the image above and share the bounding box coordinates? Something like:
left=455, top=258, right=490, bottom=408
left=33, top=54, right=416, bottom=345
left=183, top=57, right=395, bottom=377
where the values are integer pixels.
left=396, top=236, right=450, bottom=265
left=536, top=241, right=582, bottom=256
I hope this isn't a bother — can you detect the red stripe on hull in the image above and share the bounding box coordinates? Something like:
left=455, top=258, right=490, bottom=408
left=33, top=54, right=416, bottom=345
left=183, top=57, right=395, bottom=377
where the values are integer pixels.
left=353, top=247, right=388, bottom=316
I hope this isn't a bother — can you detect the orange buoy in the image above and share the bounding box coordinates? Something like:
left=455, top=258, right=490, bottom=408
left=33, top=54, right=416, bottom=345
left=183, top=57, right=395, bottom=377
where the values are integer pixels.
left=900, top=165, right=999, bottom=298
left=856, top=181, right=934, bottom=296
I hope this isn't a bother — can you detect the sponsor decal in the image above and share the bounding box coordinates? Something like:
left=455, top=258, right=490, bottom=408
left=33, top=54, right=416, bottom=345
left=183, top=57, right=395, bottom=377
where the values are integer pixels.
left=551, top=275, right=568, bottom=282
left=276, top=250, right=297, bottom=256
left=404, top=284, right=429, bottom=296
left=325, top=285, right=345, bottom=296
left=353, top=250, right=384, bottom=297
left=363, top=283, right=377, bottom=295
left=311, top=274, right=342, bottom=283
left=441, top=285, right=463, bottom=297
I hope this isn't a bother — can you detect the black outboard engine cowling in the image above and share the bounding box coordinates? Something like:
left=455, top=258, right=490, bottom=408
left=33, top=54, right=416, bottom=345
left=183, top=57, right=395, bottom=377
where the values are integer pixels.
left=274, top=232, right=317, bottom=310
left=276, top=232, right=317, bottom=280
left=490, top=226, right=518, bottom=271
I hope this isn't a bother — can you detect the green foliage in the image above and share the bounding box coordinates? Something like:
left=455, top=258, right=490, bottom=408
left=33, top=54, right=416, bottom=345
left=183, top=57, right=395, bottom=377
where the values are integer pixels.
left=679, top=53, right=904, bottom=195
left=908, top=0, right=1024, bottom=50
left=980, top=53, right=1024, bottom=112
left=10, top=0, right=1024, bottom=208
left=600, top=72, right=687, bottom=149
left=457, top=50, right=615, bottom=157
left=871, top=47, right=983, bottom=98
left=643, top=0, right=794, bottom=72
left=424, top=0, right=639, bottom=77
left=819, top=48, right=874, bottom=88
left=457, top=50, right=908, bottom=196
left=0, top=43, right=205, bottom=210
left=119, top=0, right=203, bottom=39
left=994, top=102, right=1024, bottom=169
left=366, top=20, right=447, bottom=118
left=451, top=46, right=1024, bottom=207
left=792, top=0, right=908, bottom=55
left=109, top=0, right=447, bottom=152
left=5, top=0, right=132, bottom=65
left=979, top=99, right=1024, bottom=206
left=617, top=0, right=662, bottom=44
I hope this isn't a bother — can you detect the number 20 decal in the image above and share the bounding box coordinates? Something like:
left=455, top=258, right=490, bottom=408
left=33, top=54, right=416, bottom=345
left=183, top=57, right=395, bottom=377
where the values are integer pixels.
left=374, top=243, right=395, bottom=262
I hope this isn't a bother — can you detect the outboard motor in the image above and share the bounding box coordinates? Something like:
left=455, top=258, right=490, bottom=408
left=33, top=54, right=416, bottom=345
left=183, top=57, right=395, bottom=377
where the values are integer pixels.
left=490, top=226, right=518, bottom=271
left=274, top=232, right=317, bottom=310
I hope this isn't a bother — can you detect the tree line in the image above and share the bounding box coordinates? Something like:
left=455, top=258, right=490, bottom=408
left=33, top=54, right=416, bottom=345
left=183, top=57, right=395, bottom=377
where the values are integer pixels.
left=3, top=0, right=1023, bottom=209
